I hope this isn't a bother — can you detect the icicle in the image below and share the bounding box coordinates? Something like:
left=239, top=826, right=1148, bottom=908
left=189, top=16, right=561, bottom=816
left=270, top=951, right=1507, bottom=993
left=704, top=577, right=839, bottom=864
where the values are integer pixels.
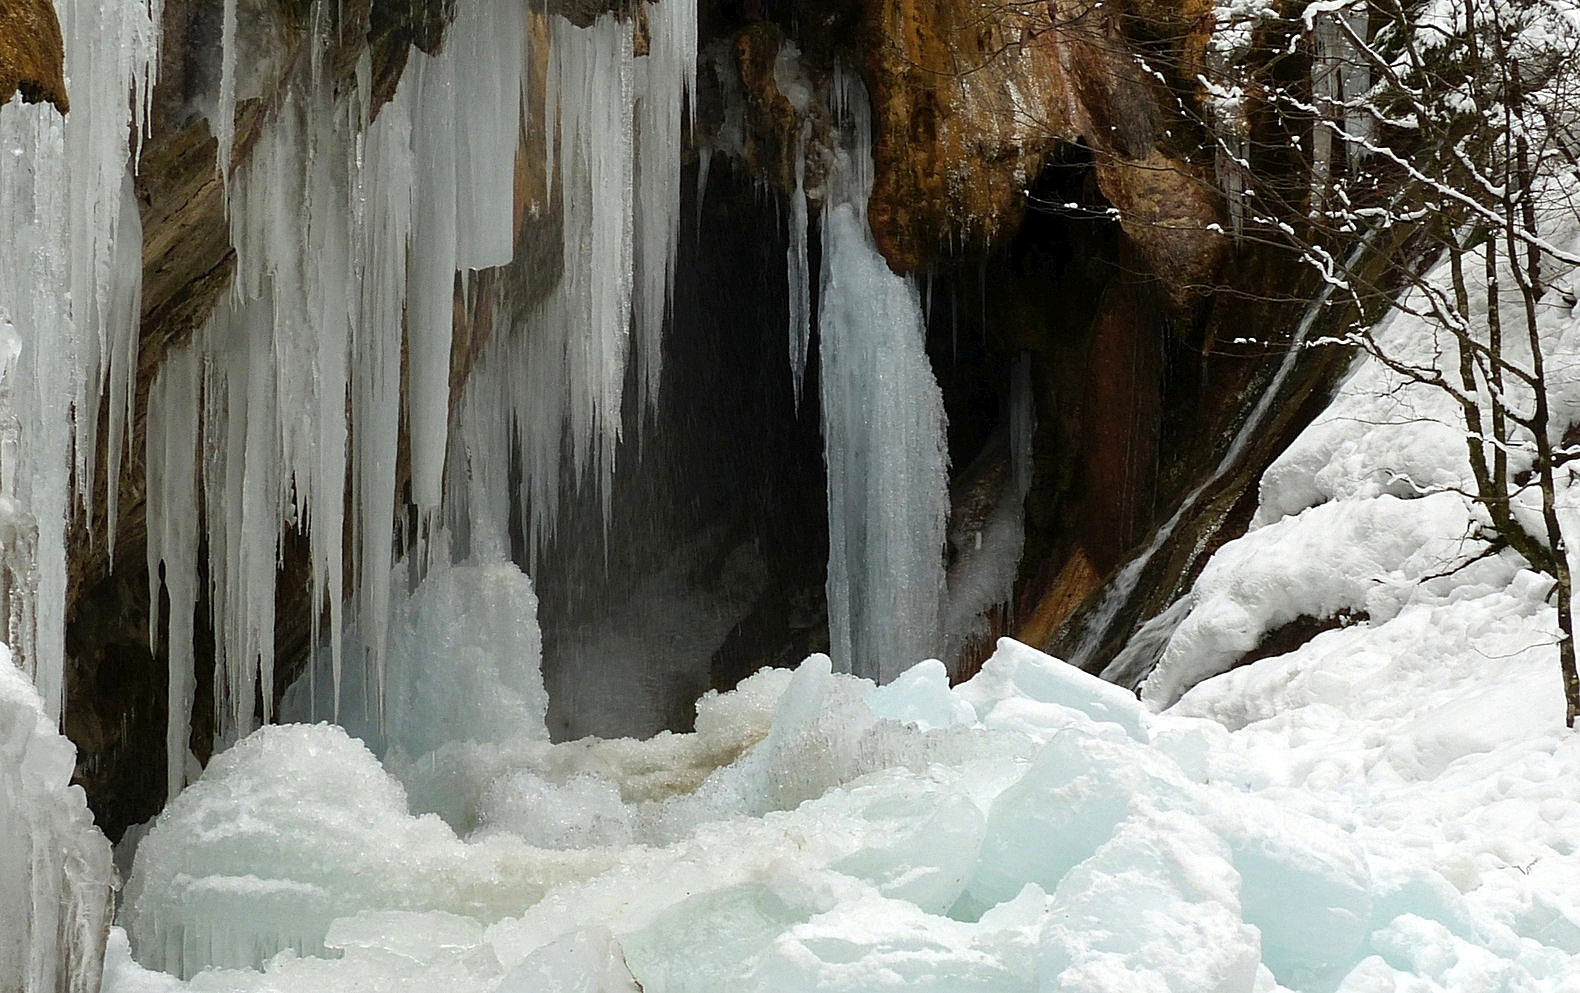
left=146, top=347, right=200, bottom=801
left=633, top=0, right=698, bottom=417
left=105, top=171, right=143, bottom=563
left=405, top=0, right=527, bottom=516
left=816, top=67, right=950, bottom=682
left=352, top=92, right=413, bottom=727
left=216, top=0, right=238, bottom=188
left=786, top=126, right=812, bottom=406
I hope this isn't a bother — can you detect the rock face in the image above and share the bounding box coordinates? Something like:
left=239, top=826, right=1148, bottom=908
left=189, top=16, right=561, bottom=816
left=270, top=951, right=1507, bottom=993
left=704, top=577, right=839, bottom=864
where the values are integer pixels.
left=0, top=0, right=68, bottom=112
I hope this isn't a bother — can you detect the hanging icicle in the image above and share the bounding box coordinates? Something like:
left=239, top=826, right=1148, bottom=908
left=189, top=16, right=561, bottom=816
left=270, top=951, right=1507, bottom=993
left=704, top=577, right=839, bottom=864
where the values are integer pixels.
left=0, top=0, right=159, bottom=721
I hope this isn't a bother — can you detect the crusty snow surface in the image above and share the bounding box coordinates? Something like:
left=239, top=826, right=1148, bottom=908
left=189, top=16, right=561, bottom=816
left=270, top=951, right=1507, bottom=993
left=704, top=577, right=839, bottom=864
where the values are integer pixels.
left=91, top=183, right=1580, bottom=993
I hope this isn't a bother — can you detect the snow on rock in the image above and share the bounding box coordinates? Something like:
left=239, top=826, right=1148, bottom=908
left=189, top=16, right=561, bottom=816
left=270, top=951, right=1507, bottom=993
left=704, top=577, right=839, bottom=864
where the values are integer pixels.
left=1119, top=183, right=1580, bottom=993
left=0, top=647, right=113, bottom=993
left=1142, top=490, right=1510, bottom=709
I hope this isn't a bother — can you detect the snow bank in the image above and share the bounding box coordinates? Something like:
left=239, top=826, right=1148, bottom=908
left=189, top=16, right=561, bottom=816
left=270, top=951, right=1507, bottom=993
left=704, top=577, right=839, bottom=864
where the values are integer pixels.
left=0, top=648, right=113, bottom=993
left=108, top=636, right=1577, bottom=993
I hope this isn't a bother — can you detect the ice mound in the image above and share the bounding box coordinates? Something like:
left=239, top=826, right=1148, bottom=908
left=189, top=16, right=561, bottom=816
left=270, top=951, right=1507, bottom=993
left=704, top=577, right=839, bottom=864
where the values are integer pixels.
left=119, top=724, right=603, bottom=978
left=282, top=556, right=548, bottom=760
left=110, top=636, right=1577, bottom=993
left=0, top=649, right=114, bottom=993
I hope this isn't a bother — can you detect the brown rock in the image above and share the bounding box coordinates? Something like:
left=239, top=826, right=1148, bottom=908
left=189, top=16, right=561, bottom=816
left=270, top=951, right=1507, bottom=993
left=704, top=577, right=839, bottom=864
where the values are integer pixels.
left=1093, top=149, right=1227, bottom=320
left=0, top=0, right=69, bottom=113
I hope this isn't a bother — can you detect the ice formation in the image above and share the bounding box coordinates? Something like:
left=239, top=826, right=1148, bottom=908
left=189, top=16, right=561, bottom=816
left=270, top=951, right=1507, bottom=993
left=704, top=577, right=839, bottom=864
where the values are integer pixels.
left=0, top=0, right=158, bottom=720
left=815, top=67, right=951, bottom=682
left=281, top=556, right=549, bottom=761
left=140, top=0, right=700, bottom=746
left=0, top=645, right=114, bottom=993
left=107, top=625, right=1580, bottom=993
left=444, top=3, right=699, bottom=563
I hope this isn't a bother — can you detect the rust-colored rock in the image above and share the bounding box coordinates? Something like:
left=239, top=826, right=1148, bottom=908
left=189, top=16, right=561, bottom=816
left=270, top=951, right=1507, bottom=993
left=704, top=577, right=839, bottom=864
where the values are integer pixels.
left=1093, top=149, right=1227, bottom=322
left=848, top=0, right=1226, bottom=312
left=0, top=0, right=69, bottom=113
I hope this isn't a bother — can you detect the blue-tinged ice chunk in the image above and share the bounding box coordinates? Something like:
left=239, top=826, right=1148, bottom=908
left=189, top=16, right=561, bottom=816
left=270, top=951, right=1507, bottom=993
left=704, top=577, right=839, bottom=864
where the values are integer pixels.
left=958, top=639, right=1148, bottom=743
left=1211, top=799, right=1372, bottom=989
left=830, top=779, right=986, bottom=913
left=1037, top=810, right=1260, bottom=993
left=620, top=880, right=825, bottom=993
left=756, top=889, right=1048, bottom=993
left=494, top=927, right=641, bottom=993
left=867, top=659, right=978, bottom=730
left=958, top=732, right=1188, bottom=916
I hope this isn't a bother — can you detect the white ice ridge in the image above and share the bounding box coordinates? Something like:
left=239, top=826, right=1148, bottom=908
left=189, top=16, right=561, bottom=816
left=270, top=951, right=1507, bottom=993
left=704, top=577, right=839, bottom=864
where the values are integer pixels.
left=0, top=0, right=158, bottom=721
left=816, top=65, right=950, bottom=682
left=447, top=5, right=698, bottom=562
left=0, top=646, right=114, bottom=993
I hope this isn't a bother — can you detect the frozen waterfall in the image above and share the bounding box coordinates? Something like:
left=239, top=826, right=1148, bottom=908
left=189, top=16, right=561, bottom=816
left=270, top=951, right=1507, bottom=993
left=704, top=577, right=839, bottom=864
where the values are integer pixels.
left=811, top=67, right=951, bottom=683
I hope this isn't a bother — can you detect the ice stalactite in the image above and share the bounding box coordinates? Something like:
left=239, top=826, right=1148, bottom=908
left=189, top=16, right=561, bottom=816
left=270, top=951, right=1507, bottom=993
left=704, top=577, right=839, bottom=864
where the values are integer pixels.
left=448, top=6, right=697, bottom=564
left=786, top=130, right=812, bottom=405
left=815, top=66, right=951, bottom=683
left=776, top=41, right=813, bottom=405
left=634, top=0, right=699, bottom=418
left=0, top=0, right=158, bottom=721
left=146, top=348, right=201, bottom=800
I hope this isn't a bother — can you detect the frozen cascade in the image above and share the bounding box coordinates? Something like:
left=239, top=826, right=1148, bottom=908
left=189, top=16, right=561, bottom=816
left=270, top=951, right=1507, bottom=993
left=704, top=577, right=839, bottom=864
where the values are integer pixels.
left=816, top=67, right=950, bottom=682
left=0, top=0, right=159, bottom=720
left=145, top=0, right=699, bottom=746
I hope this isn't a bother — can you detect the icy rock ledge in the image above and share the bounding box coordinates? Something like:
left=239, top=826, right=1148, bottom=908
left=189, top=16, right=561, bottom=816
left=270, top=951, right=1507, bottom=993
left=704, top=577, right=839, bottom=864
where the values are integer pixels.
left=0, top=647, right=114, bottom=993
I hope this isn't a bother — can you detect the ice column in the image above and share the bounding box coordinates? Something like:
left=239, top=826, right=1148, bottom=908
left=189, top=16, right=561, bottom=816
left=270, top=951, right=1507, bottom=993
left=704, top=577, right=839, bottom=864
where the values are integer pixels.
left=816, top=67, right=950, bottom=683
left=0, top=0, right=158, bottom=720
